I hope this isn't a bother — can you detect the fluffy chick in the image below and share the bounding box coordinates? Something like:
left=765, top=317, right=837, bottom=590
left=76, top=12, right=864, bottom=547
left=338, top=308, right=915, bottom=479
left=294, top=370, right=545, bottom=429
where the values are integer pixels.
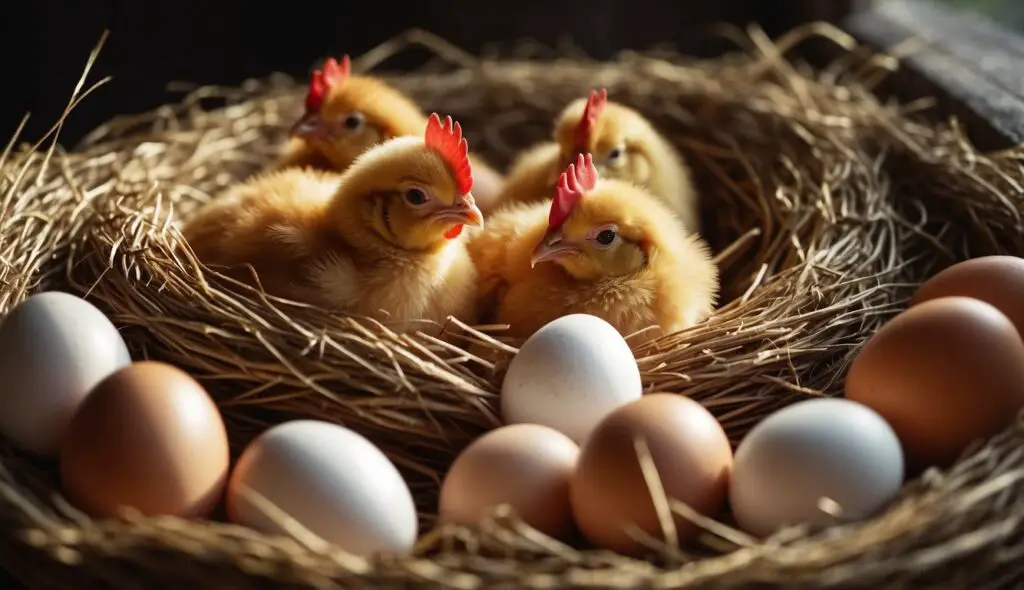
left=470, top=154, right=717, bottom=342
left=274, top=55, right=505, bottom=212
left=183, top=114, right=484, bottom=333
left=496, top=89, right=699, bottom=232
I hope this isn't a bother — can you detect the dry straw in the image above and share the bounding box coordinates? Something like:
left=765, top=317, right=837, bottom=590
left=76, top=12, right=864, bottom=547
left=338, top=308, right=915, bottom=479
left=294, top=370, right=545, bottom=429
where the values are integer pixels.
left=2, top=22, right=1024, bottom=589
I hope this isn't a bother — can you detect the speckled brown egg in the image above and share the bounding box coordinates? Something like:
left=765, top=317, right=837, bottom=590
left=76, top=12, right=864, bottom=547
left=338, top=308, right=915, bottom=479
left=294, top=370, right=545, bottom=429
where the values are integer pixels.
left=570, top=394, right=732, bottom=555
left=59, top=361, right=230, bottom=518
left=438, top=423, right=579, bottom=539
left=845, top=296, right=1024, bottom=471
left=911, top=255, right=1024, bottom=337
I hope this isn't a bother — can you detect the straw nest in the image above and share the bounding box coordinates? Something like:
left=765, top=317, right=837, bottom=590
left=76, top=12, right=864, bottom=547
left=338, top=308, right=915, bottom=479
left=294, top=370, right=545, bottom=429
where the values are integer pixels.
left=3, top=24, right=1024, bottom=589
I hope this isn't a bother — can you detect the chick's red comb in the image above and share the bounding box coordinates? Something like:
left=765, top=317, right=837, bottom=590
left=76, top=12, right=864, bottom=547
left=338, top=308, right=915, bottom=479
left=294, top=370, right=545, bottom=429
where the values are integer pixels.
left=425, top=113, right=473, bottom=194
left=548, top=153, right=598, bottom=230
left=573, top=88, right=608, bottom=150
left=305, top=55, right=351, bottom=112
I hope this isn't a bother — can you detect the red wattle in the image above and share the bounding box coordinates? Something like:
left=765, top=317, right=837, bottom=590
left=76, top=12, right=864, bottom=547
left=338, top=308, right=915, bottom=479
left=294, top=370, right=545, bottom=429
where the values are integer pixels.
left=444, top=224, right=464, bottom=240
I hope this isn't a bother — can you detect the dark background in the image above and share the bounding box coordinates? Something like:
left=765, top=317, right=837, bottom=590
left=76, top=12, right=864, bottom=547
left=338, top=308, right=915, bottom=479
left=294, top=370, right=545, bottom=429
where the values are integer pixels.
left=0, top=0, right=852, bottom=148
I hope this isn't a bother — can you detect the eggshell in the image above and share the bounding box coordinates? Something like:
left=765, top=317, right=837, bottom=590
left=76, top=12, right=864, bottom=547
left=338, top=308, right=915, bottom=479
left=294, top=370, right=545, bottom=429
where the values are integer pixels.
left=59, top=361, right=229, bottom=518
left=439, top=424, right=579, bottom=538
left=570, top=393, right=732, bottom=555
left=502, top=314, right=642, bottom=444
left=0, top=291, right=131, bottom=455
left=845, top=296, right=1024, bottom=470
left=729, top=398, right=904, bottom=537
left=227, top=420, right=417, bottom=557
left=911, top=255, right=1024, bottom=336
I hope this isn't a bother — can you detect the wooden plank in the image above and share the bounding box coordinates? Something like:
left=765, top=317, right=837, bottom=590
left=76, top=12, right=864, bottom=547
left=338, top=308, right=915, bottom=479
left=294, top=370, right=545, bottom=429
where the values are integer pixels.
left=845, top=0, right=1024, bottom=149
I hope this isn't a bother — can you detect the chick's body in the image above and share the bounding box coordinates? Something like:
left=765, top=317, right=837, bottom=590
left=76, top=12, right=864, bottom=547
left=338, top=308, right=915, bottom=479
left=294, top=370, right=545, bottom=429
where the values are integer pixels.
left=470, top=168, right=717, bottom=341
left=276, top=57, right=504, bottom=212
left=496, top=92, right=699, bottom=232
left=494, top=143, right=562, bottom=213
left=183, top=126, right=483, bottom=332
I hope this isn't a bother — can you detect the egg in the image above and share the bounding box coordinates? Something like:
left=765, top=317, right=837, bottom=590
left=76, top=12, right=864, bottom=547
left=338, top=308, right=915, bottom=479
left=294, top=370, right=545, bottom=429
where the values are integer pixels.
left=59, top=361, right=229, bottom=518
left=570, top=393, right=732, bottom=555
left=227, top=420, right=417, bottom=557
left=911, top=255, right=1024, bottom=336
left=502, top=314, right=642, bottom=444
left=729, top=398, right=904, bottom=537
left=438, top=424, right=579, bottom=538
left=845, top=296, right=1024, bottom=470
left=0, top=291, right=131, bottom=455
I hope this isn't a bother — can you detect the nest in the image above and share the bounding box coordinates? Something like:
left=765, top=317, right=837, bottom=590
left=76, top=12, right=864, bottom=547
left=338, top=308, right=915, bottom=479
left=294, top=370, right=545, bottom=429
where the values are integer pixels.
left=3, top=24, right=1024, bottom=589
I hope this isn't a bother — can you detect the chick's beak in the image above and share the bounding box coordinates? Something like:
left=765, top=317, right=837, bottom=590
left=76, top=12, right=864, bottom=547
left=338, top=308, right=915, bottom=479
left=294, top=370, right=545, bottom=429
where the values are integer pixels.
left=432, top=194, right=484, bottom=229
left=290, top=111, right=328, bottom=139
left=530, top=233, right=581, bottom=268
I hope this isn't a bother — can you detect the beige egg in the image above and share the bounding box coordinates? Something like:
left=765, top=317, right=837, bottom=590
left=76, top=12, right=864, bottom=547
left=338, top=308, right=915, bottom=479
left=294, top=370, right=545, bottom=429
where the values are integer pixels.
left=911, top=255, right=1024, bottom=336
left=439, top=424, right=579, bottom=539
left=570, top=394, right=732, bottom=555
left=60, top=361, right=230, bottom=518
left=846, top=296, right=1024, bottom=471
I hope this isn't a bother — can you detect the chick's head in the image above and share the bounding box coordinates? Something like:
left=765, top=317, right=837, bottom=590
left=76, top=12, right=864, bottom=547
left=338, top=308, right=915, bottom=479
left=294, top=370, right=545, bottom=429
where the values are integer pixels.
left=531, top=154, right=659, bottom=281
left=291, top=55, right=427, bottom=170
left=329, top=113, right=483, bottom=252
left=553, top=89, right=665, bottom=190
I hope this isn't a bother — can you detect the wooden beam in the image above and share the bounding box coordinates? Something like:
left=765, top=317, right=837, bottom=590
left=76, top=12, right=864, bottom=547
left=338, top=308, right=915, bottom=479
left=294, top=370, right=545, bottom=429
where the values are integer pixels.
left=845, top=0, right=1024, bottom=149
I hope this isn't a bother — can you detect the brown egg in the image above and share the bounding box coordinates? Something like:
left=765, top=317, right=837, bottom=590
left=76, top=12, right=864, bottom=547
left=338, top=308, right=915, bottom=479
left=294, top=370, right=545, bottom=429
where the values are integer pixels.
left=60, top=361, right=230, bottom=518
left=845, top=297, right=1024, bottom=471
left=570, top=393, right=732, bottom=555
left=911, top=255, right=1024, bottom=337
left=438, top=423, right=579, bottom=538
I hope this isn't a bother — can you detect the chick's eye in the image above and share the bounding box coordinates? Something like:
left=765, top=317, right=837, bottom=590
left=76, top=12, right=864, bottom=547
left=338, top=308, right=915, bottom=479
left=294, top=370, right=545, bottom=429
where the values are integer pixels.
left=342, top=113, right=364, bottom=130
left=404, top=188, right=429, bottom=206
left=607, top=147, right=624, bottom=160
left=596, top=228, right=617, bottom=246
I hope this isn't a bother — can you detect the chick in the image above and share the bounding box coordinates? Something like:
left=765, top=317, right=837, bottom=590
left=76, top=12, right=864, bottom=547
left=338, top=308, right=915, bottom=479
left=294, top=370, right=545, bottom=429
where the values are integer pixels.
left=275, top=55, right=505, bottom=213
left=496, top=89, right=699, bottom=232
left=469, top=154, right=718, bottom=342
left=183, top=113, right=484, bottom=332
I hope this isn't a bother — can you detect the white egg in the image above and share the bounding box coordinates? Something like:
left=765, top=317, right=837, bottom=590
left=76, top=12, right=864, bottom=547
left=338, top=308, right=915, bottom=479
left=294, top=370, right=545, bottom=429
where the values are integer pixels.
left=501, top=314, right=642, bottom=444
left=227, top=420, right=418, bottom=557
left=0, top=291, right=131, bottom=455
left=729, top=398, right=904, bottom=537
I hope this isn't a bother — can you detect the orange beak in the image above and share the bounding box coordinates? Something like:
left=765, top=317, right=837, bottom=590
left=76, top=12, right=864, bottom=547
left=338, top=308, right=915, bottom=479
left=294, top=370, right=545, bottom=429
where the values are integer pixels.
left=530, top=232, right=582, bottom=268
left=290, top=111, right=329, bottom=139
left=431, top=194, right=484, bottom=229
